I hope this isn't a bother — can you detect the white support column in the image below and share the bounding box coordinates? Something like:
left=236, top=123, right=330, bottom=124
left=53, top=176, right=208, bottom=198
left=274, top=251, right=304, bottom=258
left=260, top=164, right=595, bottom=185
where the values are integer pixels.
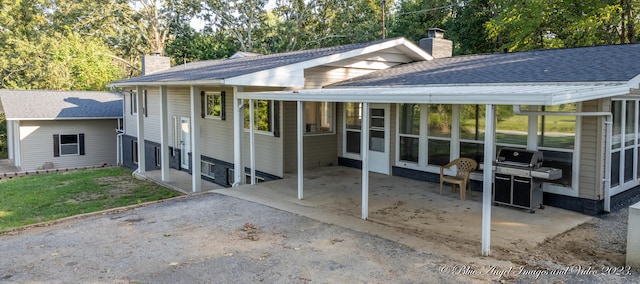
left=527, top=106, right=538, bottom=150
left=7, top=120, right=13, bottom=160
left=451, top=104, right=461, bottom=159
left=190, top=86, right=202, bottom=192
left=136, top=86, right=146, bottom=173
left=233, top=89, right=244, bottom=186
left=159, top=86, right=170, bottom=181
left=481, top=104, right=496, bottom=256
left=12, top=121, right=20, bottom=167
left=297, top=101, right=304, bottom=199
left=361, top=102, right=370, bottom=220
left=249, top=99, right=256, bottom=185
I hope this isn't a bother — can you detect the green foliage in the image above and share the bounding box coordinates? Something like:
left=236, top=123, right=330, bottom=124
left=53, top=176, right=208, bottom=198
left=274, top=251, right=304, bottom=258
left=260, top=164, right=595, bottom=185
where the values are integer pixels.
left=0, top=113, right=6, bottom=159
left=388, top=0, right=453, bottom=42
left=0, top=167, right=182, bottom=230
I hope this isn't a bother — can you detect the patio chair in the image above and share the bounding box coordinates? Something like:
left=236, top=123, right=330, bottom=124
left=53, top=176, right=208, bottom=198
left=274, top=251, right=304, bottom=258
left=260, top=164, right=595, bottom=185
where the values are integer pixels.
left=439, top=158, right=478, bottom=201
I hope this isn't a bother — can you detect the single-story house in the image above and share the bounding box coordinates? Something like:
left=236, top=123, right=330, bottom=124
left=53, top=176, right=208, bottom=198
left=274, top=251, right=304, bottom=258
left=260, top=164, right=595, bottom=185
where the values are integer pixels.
left=109, top=30, right=640, bottom=255
left=0, top=90, right=123, bottom=171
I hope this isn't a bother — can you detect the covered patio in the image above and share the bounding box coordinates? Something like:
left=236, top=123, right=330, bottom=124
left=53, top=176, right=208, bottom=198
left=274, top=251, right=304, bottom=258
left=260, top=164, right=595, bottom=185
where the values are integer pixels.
left=137, top=166, right=591, bottom=261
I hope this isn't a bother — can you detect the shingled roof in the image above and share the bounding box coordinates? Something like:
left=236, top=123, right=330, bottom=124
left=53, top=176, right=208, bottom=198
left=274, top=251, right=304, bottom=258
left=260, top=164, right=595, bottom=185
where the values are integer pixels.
left=109, top=37, right=430, bottom=87
left=332, top=43, right=640, bottom=87
left=0, top=90, right=122, bottom=120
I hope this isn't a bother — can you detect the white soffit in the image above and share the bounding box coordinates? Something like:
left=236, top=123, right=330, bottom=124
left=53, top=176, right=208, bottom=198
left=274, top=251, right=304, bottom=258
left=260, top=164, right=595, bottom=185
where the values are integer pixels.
left=236, top=83, right=631, bottom=106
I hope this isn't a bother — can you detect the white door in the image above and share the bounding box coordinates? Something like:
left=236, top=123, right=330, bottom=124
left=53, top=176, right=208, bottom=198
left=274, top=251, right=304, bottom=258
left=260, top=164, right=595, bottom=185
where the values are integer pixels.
left=180, top=117, right=191, bottom=169
left=368, top=104, right=390, bottom=174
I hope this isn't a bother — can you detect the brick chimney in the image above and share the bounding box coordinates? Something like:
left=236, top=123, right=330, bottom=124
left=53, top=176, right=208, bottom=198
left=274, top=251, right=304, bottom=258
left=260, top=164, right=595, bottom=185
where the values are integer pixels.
left=141, top=52, right=171, bottom=75
left=419, top=28, right=453, bottom=58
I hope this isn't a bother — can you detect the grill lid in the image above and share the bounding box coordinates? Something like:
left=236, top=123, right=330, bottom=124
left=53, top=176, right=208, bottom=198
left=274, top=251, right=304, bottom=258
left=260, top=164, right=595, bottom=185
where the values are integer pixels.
left=496, top=148, right=543, bottom=168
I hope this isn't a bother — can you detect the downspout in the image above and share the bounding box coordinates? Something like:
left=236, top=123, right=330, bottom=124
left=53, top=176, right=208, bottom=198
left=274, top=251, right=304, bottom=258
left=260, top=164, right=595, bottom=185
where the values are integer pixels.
left=513, top=106, right=612, bottom=212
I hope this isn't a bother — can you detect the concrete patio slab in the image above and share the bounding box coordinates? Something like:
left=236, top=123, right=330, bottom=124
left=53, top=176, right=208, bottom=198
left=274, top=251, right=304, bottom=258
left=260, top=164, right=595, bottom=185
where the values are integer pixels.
left=138, top=166, right=592, bottom=263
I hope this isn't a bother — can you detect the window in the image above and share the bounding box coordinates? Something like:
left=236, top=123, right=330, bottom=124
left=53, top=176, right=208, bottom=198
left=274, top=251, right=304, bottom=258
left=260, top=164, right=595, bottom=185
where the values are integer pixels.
left=244, top=99, right=273, bottom=132
left=305, top=102, right=334, bottom=134
left=130, top=90, right=137, bottom=115
left=202, top=91, right=225, bottom=120
left=132, top=140, right=138, bottom=164
left=344, top=102, right=362, bottom=154
left=53, top=134, right=84, bottom=157
left=611, top=99, right=640, bottom=192
left=537, top=104, right=576, bottom=187
left=155, top=146, right=161, bottom=167
left=427, top=104, right=451, bottom=166
left=201, top=161, right=215, bottom=179
left=398, top=104, right=420, bottom=163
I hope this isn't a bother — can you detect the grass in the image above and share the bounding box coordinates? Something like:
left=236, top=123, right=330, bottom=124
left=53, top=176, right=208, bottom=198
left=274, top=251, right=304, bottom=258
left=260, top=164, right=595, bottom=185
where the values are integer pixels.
left=0, top=167, right=182, bottom=231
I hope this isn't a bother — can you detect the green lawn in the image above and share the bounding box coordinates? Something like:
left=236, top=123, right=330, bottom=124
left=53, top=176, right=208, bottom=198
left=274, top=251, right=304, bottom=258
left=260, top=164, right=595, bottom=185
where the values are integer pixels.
left=0, top=167, right=182, bottom=231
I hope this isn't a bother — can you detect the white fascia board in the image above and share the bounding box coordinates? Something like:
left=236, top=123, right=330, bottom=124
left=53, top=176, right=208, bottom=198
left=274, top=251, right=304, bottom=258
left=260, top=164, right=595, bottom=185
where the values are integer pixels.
left=237, top=83, right=630, bottom=106
left=225, top=69, right=305, bottom=87
left=628, top=74, right=640, bottom=89
left=107, top=79, right=225, bottom=88
left=8, top=117, right=122, bottom=121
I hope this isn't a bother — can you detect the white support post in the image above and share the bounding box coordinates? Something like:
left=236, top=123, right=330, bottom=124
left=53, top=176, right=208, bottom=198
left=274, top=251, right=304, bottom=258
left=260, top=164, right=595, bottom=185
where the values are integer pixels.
left=7, top=120, right=13, bottom=160
left=159, top=86, right=170, bottom=181
left=233, top=89, right=244, bottom=186
left=249, top=99, right=256, bottom=185
left=361, top=102, right=370, bottom=220
left=136, top=86, right=146, bottom=173
left=12, top=121, right=20, bottom=167
left=481, top=104, right=496, bottom=256
left=297, top=101, right=304, bottom=199
left=190, top=86, right=201, bottom=192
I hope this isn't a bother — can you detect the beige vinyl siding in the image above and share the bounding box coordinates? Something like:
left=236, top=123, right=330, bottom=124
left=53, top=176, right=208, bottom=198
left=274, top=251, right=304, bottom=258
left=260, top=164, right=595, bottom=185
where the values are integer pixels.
left=578, top=99, right=605, bottom=200
left=283, top=101, right=338, bottom=173
left=123, top=89, right=137, bottom=137
left=19, top=120, right=118, bottom=171
left=167, top=87, right=191, bottom=149
left=304, top=66, right=380, bottom=88
left=200, top=87, right=235, bottom=163
left=242, top=99, right=284, bottom=177
left=141, top=87, right=161, bottom=142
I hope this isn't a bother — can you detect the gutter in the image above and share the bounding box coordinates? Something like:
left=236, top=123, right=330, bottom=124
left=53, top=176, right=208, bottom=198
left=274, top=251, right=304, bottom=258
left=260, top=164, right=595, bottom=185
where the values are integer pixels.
left=513, top=105, right=613, bottom=212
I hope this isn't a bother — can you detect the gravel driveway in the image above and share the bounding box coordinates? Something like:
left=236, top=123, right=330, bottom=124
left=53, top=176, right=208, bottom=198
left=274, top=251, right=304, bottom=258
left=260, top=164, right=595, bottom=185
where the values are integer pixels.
left=0, top=193, right=638, bottom=283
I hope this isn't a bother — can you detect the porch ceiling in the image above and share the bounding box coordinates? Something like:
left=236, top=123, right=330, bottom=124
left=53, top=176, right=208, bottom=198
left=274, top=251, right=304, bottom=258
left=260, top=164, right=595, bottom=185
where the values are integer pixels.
left=236, top=82, right=631, bottom=106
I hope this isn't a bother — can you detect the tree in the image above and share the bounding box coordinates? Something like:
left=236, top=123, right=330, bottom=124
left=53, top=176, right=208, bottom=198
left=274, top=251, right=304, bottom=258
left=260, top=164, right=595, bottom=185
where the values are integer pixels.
left=388, top=0, right=454, bottom=42
left=199, top=0, right=269, bottom=52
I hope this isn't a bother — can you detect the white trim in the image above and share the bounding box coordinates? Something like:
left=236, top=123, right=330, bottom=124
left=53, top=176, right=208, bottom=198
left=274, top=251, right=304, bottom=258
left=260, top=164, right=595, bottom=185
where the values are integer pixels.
left=249, top=98, right=256, bottom=185
left=190, top=86, right=202, bottom=192
left=159, top=86, right=170, bottom=182
left=237, top=83, right=630, bottom=106
left=297, top=101, right=304, bottom=200
left=481, top=104, right=496, bottom=256
left=203, top=91, right=224, bottom=120
left=135, top=86, right=146, bottom=173
left=6, top=117, right=122, bottom=121
left=361, top=102, right=370, bottom=220
left=233, top=87, right=244, bottom=186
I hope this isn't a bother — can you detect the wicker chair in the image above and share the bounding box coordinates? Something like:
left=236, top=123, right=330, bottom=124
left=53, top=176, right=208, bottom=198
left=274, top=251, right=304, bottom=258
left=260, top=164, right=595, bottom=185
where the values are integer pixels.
left=439, top=158, right=478, bottom=201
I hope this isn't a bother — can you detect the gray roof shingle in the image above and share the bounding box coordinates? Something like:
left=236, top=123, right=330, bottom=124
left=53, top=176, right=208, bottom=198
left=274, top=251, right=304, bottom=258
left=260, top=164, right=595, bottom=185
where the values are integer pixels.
left=111, top=38, right=401, bottom=85
left=332, top=43, right=640, bottom=87
left=0, top=90, right=122, bottom=120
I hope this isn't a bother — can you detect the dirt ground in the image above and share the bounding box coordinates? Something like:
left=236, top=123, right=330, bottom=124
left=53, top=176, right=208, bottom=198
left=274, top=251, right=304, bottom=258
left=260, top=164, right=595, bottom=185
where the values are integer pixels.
left=0, top=169, right=637, bottom=283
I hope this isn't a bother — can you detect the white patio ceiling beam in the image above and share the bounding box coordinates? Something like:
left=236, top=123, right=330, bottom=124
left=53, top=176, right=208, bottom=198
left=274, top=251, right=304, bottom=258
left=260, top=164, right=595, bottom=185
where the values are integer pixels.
left=236, top=83, right=630, bottom=106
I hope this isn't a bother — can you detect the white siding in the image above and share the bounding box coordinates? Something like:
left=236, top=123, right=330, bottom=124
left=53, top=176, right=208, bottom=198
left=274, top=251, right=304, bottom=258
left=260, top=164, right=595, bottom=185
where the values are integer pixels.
left=123, top=89, right=137, bottom=137
left=19, top=120, right=118, bottom=171
left=142, top=87, right=161, bottom=142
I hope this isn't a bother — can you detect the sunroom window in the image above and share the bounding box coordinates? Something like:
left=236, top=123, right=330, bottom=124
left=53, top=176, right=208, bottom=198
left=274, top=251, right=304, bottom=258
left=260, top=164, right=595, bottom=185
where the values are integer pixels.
left=345, top=102, right=362, bottom=154
left=399, top=104, right=420, bottom=163
left=538, top=104, right=576, bottom=187
left=305, top=102, right=334, bottom=134
left=427, top=104, right=451, bottom=166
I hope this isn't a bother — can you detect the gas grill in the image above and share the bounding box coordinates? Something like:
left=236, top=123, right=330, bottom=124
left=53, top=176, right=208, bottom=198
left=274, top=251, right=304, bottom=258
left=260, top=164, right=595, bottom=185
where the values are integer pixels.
left=493, top=148, right=562, bottom=213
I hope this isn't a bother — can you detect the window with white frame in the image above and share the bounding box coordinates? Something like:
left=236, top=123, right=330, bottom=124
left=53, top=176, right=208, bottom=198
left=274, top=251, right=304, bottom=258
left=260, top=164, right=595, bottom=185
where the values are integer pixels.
left=305, top=102, right=334, bottom=134
left=201, top=160, right=215, bottom=179
left=244, top=99, right=273, bottom=132
left=204, top=91, right=224, bottom=119
left=344, top=102, right=362, bottom=154
left=398, top=104, right=420, bottom=163
left=53, top=134, right=84, bottom=156
left=537, top=104, right=576, bottom=187
left=427, top=104, right=452, bottom=166
left=132, top=140, right=138, bottom=164
left=130, top=90, right=137, bottom=114
left=610, top=99, right=640, bottom=192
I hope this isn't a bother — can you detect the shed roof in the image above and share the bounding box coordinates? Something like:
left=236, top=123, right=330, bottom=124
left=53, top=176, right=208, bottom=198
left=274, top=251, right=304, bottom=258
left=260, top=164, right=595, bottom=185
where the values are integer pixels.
left=108, top=37, right=431, bottom=88
left=0, top=90, right=123, bottom=120
left=332, top=43, right=640, bottom=87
